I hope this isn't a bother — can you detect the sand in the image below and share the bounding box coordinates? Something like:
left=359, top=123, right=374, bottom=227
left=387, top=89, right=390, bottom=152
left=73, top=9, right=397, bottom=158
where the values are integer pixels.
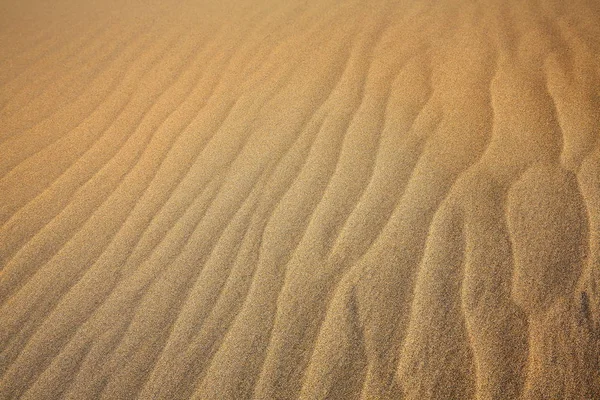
left=1, top=0, right=599, bottom=398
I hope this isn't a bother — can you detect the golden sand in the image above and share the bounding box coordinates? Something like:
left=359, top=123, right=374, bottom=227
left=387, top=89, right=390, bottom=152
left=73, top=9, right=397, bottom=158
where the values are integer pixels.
left=1, top=0, right=599, bottom=398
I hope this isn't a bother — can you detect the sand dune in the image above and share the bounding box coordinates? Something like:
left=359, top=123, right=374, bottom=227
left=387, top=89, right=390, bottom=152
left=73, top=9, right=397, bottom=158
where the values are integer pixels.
left=1, top=0, right=599, bottom=398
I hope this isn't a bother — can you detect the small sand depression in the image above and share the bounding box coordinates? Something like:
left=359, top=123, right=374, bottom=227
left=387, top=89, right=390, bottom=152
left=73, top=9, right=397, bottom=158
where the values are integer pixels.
left=1, top=0, right=599, bottom=398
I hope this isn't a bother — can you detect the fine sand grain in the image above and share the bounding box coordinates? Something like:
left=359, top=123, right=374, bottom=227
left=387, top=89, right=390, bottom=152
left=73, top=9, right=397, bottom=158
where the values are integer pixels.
left=1, top=0, right=599, bottom=398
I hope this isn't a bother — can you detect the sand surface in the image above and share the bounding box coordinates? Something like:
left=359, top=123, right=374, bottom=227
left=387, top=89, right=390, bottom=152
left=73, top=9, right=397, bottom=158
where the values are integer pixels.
left=1, top=0, right=600, bottom=398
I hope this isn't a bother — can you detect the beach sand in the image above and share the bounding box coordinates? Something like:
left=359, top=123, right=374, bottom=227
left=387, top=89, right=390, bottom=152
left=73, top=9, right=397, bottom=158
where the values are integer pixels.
left=1, top=0, right=599, bottom=398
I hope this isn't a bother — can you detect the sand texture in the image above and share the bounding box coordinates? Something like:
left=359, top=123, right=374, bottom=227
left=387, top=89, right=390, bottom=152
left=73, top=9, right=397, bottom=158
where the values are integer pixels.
left=1, top=0, right=600, bottom=398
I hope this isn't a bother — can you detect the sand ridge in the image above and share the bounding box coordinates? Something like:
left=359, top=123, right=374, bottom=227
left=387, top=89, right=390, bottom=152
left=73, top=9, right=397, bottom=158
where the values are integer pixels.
left=1, top=0, right=599, bottom=398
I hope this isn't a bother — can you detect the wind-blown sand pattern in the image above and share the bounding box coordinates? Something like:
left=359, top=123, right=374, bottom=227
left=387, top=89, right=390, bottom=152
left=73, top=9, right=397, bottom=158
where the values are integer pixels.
left=1, top=0, right=599, bottom=398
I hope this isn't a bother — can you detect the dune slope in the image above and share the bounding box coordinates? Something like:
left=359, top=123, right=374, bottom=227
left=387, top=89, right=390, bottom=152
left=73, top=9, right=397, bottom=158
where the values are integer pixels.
left=1, top=0, right=599, bottom=398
